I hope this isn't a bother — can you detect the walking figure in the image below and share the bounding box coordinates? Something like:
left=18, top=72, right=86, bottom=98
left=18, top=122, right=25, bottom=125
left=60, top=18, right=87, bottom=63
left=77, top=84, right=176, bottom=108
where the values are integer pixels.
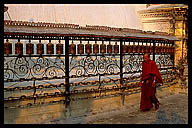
left=139, top=53, right=163, bottom=111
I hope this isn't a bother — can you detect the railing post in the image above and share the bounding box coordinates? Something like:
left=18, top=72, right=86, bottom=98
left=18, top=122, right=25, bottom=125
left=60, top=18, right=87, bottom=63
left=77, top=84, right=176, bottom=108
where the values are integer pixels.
left=120, top=39, right=123, bottom=87
left=65, top=36, right=70, bottom=105
left=120, top=39, right=125, bottom=106
left=153, top=40, right=156, bottom=61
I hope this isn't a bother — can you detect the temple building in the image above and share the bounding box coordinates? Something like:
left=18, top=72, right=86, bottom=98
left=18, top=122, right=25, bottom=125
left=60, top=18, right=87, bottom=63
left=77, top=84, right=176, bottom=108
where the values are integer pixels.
left=138, top=4, right=188, bottom=65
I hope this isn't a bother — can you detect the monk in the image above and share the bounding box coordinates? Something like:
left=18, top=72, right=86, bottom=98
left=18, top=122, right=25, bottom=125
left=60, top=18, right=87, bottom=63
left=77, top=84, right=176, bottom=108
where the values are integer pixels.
left=139, top=53, right=163, bottom=111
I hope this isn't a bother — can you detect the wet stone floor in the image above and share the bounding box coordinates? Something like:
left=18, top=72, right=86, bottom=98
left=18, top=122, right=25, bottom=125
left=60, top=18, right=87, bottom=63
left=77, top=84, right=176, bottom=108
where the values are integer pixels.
left=46, top=92, right=188, bottom=124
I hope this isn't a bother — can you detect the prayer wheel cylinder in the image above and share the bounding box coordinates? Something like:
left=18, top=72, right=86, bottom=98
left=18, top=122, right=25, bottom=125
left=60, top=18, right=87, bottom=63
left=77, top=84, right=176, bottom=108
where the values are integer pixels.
left=159, top=44, right=163, bottom=53
left=26, top=40, right=34, bottom=54
left=162, top=45, right=166, bottom=53
left=137, top=45, right=142, bottom=53
left=132, top=44, right=137, bottom=53
left=141, top=45, right=145, bottom=53
left=107, top=41, right=112, bottom=53
left=114, top=42, right=119, bottom=53
left=100, top=41, right=106, bottom=54
left=93, top=41, right=99, bottom=54
left=146, top=45, right=150, bottom=53
left=122, top=43, right=128, bottom=53
left=85, top=41, right=92, bottom=54
left=37, top=40, right=44, bottom=54
left=56, top=40, right=63, bottom=54
left=149, top=46, right=153, bottom=53
left=15, top=39, right=23, bottom=55
left=78, top=41, right=84, bottom=54
left=47, top=40, right=54, bottom=54
left=165, top=45, right=169, bottom=53
left=4, top=39, right=12, bottom=54
left=69, top=40, right=76, bottom=55
left=127, top=45, right=133, bottom=53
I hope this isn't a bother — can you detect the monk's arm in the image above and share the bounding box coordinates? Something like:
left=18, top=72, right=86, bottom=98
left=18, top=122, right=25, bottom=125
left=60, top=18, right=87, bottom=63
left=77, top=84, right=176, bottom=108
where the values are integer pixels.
left=153, top=76, right=156, bottom=83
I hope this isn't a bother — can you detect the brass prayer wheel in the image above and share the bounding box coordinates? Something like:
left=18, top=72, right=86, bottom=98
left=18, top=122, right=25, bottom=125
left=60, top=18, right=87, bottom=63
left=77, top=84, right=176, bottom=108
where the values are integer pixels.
left=137, top=45, right=142, bottom=53
left=37, top=40, right=44, bottom=54
left=56, top=40, right=63, bottom=54
left=78, top=40, right=84, bottom=54
left=114, top=42, right=119, bottom=53
left=165, top=44, right=169, bottom=53
left=122, top=42, right=127, bottom=53
left=47, top=40, right=54, bottom=54
left=93, top=41, right=99, bottom=54
left=132, top=44, right=137, bottom=53
left=26, top=40, right=34, bottom=54
left=162, top=45, right=166, bottom=53
left=155, top=44, right=160, bottom=53
left=127, top=44, right=133, bottom=53
left=141, top=45, right=145, bottom=53
left=160, top=44, right=164, bottom=53
left=4, top=39, right=12, bottom=54
left=145, top=45, right=150, bottom=53
left=15, top=39, right=23, bottom=55
left=69, top=40, right=76, bottom=55
left=85, top=41, right=92, bottom=54
left=149, top=45, right=153, bottom=53
left=107, top=41, right=112, bottom=53
left=100, top=41, right=106, bottom=54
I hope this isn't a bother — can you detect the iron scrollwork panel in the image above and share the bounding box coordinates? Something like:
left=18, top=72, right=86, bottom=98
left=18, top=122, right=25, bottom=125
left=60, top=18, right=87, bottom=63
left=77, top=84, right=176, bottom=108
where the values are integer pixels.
left=155, top=54, right=174, bottom=69
left=4, top=56, right=65, bottom=81
left=123, top=54, right=143, bottom=74
left=69, top=55, right=120, bottom=77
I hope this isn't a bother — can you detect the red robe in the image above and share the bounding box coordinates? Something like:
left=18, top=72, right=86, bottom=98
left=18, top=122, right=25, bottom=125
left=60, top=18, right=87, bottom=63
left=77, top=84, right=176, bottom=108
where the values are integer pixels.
left=140, top=60, right=163, bottom=110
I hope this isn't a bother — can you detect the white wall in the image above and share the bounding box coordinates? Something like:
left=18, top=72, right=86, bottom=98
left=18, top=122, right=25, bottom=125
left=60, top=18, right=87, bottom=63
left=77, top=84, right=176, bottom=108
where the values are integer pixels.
left=4, top=4, right=146, bottom=29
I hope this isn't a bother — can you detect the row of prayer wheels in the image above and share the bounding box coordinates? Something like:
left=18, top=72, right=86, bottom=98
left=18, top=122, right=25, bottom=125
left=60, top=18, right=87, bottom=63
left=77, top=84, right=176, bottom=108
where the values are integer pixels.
left=4, top=39, right=63, bottom=55
left=4, top=39, right=174, bottom=55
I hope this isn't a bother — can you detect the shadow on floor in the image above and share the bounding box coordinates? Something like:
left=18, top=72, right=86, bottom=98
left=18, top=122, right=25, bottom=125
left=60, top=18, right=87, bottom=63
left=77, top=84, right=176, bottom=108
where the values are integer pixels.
left=151, top=108, right=186, bottom=124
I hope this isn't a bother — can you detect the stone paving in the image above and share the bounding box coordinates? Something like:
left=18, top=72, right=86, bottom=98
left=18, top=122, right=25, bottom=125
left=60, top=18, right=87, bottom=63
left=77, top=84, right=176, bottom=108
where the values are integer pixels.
left=45, top=86, right=188, bottom=124
left=86, top=93, right=188, bottom=124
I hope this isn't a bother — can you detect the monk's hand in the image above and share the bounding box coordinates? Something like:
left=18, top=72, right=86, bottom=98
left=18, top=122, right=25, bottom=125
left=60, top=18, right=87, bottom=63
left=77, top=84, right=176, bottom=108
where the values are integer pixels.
left=139, top=81, right=142, bottom=87
left=152, top=81, right=156, bottom=88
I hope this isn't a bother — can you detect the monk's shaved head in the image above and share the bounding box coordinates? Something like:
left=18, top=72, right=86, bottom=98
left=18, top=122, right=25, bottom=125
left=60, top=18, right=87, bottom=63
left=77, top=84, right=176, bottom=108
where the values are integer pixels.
left=144, top=53, right=150, bottom=58
left=143, top=53, right=150, bottom=62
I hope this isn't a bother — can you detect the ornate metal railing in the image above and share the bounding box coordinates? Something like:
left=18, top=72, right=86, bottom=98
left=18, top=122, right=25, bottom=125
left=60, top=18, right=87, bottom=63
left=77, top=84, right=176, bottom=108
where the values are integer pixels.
left=4, top=35, right=177, bottom=109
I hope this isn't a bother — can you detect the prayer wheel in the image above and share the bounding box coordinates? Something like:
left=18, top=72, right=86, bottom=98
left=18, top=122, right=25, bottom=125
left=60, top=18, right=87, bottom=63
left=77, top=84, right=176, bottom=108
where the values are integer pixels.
left=15, top=39, right=23, bottom=55
left=137, top=45, right=142, bottom=53
left=161, top=44, right=165, bottom=53
left=100, top=41, right=106, bottom=54
left=78, top=40, right=84, bottom=54
left=93, top=41, right=99, bottom=54
left=69, top=40, right=76, bottom=55
left=107, top=41, right=112, bottom=53
left=149, top=45, right=153, bottom=53
left=127, top=44, right=133, bottom=53
left=47, top=40, right=54, bottom=54
left=4, top=39, right=12, bottom=54
left=85, top=41, right=92, bottom=54
left=114, top=42, right=119, bottom=53
left=132, top=44, right=137, bottom=53
left=122, top=42, right=127, bottom=53
left=155, top=44, right=160, bottom=53
left=141, top=45, right=145, bottom=53
left=26, top=40, right=34, bottom=54
left=155, top=44, right=158, bottom=53
left=37, top=40, right=44, bottom=54
left=56, top=40, right=63, bottom=54
left=165, top=44, right=169, bottom=53
left=146, top=45, right=150, bottom=53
